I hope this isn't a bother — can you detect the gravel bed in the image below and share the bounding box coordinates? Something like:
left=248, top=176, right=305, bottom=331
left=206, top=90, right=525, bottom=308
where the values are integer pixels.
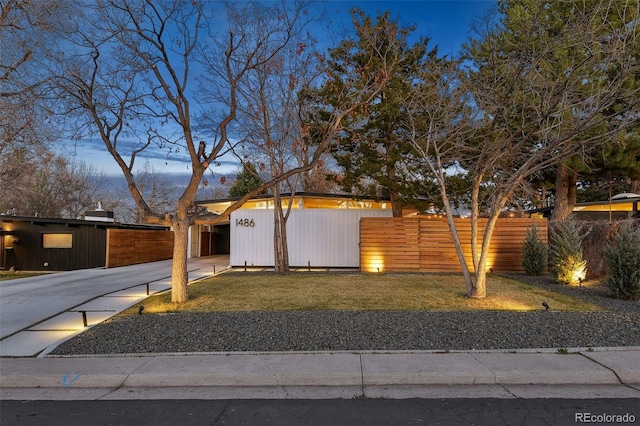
left=51, top=275, right=640, bottom=355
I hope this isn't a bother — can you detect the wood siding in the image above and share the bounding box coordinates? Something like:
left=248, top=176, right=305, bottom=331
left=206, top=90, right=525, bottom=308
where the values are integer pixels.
left=360, top=217, right=548, bottom=273
left=106, top=229, right=174, bottom=268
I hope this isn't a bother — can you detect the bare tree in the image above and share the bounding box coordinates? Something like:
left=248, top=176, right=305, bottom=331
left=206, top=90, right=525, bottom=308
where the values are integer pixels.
left=57, top=0, right=397, bottom=302
left=54, top=159, right=114, bottom=219
left=406, top=0, right=640, bottom=298
left=117, top=161, right=178, bottom=223
left=212, top=1, right=320, bottom=273
left=0, top=0, right=71, bottom=204
left=0, top=147, right=114, bottom=218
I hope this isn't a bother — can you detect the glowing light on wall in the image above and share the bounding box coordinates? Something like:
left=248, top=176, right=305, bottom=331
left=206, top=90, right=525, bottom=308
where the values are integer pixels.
left=485, top=253, right=496, bottom=272
left=464, top=251, right=497, bottom=273
left=363, top=251, right=385, bottom=273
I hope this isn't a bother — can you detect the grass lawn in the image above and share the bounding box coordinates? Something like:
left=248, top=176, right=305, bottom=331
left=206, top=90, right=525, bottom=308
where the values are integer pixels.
left=131, top=272, right=602, bottom=314
left=0, top=272, right=47, bottom=281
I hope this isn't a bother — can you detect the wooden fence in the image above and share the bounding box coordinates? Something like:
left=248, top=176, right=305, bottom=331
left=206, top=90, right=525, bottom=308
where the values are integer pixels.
left=106, top=229, right=174, bottom=268
left=360, top=217, right=547, bottom=273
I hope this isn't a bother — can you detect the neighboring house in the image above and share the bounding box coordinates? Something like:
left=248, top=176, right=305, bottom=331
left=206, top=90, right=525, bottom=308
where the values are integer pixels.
left=528, top=193, right=640, bottom=220
left=194, top=192, right=395, bottom=268
left=0, top=208, right=171, bottom=271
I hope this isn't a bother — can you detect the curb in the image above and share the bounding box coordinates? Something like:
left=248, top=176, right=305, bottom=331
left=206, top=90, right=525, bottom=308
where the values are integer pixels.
left=2, top=350, right=639, bottom=390
left=41, top=345, right=640, bottom=358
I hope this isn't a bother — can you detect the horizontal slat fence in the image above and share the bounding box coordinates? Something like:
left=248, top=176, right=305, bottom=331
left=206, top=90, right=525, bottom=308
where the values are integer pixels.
left=106, top=229, right=174, bottom=268
left=360, top=217, right=547, bottom=273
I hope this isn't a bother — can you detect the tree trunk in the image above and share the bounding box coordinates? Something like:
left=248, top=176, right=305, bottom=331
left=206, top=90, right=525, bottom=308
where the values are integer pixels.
left=281, top=213, right=290, bottom=271
left=390, top=191, right=403, bottom=217
left=446, top=213, right=475, bottom=295
left=467, top=212, right=500, bottom=299
left=273, top=190, right=283, bottom=274
left=551, top=163, right=578, bottom=221
left=468, top=271, right=487, bottom=298
left=170, top=216, right=190, bottom=303
left=272, top=187, right=290, bottom=274
left=381, top=126, right=402, bottom=217
left=273, top=211, right=288, bottom=274
left=437, top=178, right=474, bottom=293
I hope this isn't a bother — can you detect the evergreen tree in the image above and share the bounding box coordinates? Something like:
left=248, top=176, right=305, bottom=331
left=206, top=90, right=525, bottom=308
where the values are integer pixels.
left=549, top=220, right=587, bottom=285
left=604, top=221, right=640, bottom=300
left=521, top=223, right=548, bottom=275
left=544, top=0, right=640, bottom=218
left=321, top=8, right=438, bottom=216
left=578, top=131, right=640, bottom=201
left=228, top=163, right=267, bottom=198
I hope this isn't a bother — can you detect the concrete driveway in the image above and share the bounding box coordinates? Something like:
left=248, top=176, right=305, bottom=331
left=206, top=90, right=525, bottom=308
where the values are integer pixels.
left=0, top=256, right=229, bottom=356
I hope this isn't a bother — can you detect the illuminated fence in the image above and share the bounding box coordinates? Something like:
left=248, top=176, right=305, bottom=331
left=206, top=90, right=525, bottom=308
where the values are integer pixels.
left=359, top=217, right=547, bottom=273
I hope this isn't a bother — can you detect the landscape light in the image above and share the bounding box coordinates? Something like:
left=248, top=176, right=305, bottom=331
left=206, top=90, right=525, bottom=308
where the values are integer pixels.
left=571, top=266, right=587, bottom=286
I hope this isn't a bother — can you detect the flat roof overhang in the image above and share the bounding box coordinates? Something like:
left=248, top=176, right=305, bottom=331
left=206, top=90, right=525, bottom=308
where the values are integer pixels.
left=526, top=197, right=640, bottom=215
left=196, top=192, right=393, bottom=215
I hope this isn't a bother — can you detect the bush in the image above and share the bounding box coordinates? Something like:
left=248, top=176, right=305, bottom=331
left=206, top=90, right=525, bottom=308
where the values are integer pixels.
left=521, top=223, right=547, bottom=275
left=604, top=221, right=640, bottom=300
left=549, top=219, right=587, bottom=285
left=579, top=221, right=611, bottom=278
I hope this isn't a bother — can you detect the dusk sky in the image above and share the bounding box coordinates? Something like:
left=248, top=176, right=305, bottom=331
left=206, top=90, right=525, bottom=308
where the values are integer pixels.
left=62, top=0, right=497, bottom=177
left=326, top=0, right=495, bottom=55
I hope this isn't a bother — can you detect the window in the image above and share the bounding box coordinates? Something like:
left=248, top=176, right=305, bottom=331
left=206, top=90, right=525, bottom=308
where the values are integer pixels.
left=42, top=233, right=73, bottom=249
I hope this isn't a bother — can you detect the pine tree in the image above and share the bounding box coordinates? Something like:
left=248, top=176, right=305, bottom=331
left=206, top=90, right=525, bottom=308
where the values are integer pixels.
left=521, top=223, right=548, bottom=275
left=549, top=220, right=587, bottom=285
left=228, top=163, right=267, bottom=198
left=604, top=221, right=640, bottom=300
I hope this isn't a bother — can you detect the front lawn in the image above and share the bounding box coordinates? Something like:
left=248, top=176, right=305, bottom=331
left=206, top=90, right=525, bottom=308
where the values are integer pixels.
left=0, top=271, right=47, bottom=281
left=130, top=272, right=602, bottom=313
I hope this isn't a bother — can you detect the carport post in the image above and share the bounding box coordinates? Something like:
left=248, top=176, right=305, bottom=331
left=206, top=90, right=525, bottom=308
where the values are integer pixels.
left=80, top=311, right=87, bottom=327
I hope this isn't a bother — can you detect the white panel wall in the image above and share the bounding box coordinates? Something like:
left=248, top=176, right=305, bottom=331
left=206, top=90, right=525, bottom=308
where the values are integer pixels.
left=230, top=209, right=393, bottom=268
left=230, top=210, right=275, bottom=267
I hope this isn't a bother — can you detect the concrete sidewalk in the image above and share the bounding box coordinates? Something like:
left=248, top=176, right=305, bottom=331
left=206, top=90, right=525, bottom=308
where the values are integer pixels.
left=1, top=349, right=639, bottom=400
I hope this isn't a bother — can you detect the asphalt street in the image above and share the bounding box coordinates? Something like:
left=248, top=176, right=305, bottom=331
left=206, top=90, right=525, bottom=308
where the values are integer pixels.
left=2, top=398, right=639, bottom=426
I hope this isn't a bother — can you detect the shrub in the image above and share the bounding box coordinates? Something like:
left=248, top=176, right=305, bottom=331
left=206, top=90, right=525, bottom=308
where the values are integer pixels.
left=549, top=219, right=587, bottom=285
left=604, top=221, right=640, bottom=301
left=579, top=221, right=611, bottom=278
left=521, top=223, right=547, bottom=275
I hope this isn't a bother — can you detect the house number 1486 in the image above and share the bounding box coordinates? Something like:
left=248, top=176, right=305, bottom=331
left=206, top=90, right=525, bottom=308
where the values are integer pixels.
left=236, top=218, right=255, bottom=227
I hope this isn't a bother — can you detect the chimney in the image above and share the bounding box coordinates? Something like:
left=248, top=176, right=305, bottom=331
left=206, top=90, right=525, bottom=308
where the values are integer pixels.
left=84, top=201, right=114, bottom=223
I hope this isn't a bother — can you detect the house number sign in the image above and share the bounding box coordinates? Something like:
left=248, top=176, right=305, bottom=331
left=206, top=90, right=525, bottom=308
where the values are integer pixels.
left=235, top=218, right=255, bottom=228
